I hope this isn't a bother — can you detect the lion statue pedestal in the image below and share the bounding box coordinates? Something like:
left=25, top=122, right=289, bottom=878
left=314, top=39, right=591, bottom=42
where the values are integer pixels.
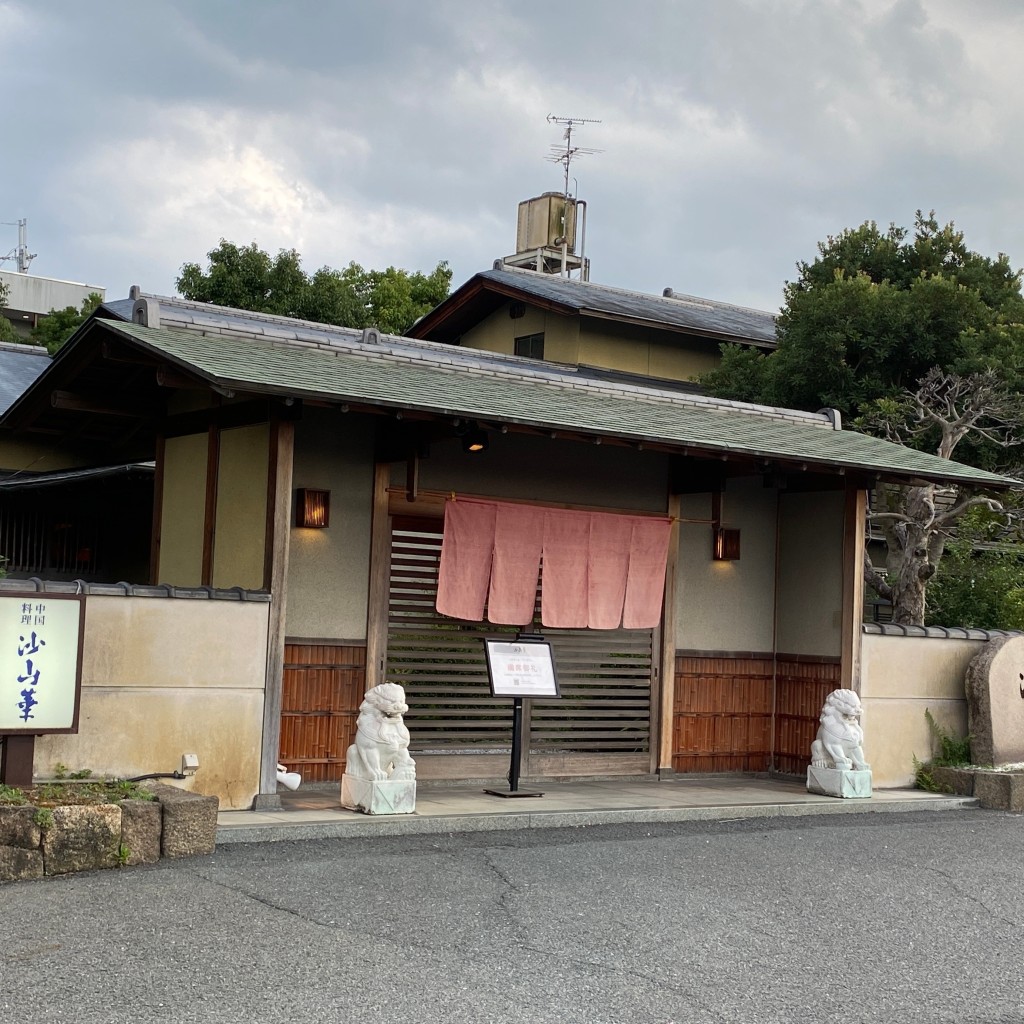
left=806, top=688, right=872, bottom=799
left=341, top=683, right=417, bottom=815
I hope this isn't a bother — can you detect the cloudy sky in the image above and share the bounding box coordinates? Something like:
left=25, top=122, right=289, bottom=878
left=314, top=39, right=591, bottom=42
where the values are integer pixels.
left=3, top=0, right=1024, bottom=314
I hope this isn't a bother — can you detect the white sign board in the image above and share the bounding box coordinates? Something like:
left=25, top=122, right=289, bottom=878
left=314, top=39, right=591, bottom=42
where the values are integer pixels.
left=0, top=594, right=84, bottom=733
left=483, top=639, right=560, bottom=698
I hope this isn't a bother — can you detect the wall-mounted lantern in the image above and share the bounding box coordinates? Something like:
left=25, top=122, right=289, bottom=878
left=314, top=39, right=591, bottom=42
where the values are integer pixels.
left=712, top=526, right=741, bottom=561
left=296, top=488, right=330, bottom=528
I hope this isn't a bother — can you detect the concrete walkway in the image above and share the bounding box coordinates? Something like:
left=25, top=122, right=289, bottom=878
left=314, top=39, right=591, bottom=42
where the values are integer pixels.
left=216, top=775, right=976, bottom=844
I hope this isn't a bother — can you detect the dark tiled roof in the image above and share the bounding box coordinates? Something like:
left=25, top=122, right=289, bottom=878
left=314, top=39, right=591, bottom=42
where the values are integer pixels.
left=0, top=462, right=154, bottom=490
left=475, top=267, right=778, bottom=345
left=0, top=343, right=50, bottom=414
left=96, top=318, right=1015, bottom=489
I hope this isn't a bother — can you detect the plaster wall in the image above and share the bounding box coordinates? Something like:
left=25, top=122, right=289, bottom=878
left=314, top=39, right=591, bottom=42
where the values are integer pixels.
left=0, top=439, right=92, bottom=474
left=675, top=479, right=778, bottom=652
left=775, top=491, right=844, bottom=657
left=411, top=432, right=670, bottom=512
left=158, top=432, right=206, bottom=585
left=286, top=411, right=375, bottom=640
left=35, top=595, right=270, bottom=810
left=860, top=632, right=982, bottom=787
left=456, top=301, right=721, bottom=382
left=459, top=302, right=580, bottom=364
left=212, top=423, right=269, bottom=590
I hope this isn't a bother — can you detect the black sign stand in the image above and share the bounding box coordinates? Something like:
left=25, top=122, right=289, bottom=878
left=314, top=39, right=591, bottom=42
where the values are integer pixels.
left=484, top=694, right=542, bottom=798
left=483, top=632, right=554, bottom=799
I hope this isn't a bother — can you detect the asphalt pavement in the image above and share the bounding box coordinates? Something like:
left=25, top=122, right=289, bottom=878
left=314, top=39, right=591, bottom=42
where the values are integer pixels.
left=2, top=808, right=1022, bottom=1024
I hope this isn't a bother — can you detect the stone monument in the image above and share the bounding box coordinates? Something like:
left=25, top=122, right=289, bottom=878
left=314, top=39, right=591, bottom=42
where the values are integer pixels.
left=806, top=688, right=872, bottom=799
left=965, top=635, right=1024, bottom=767
left=341, top=682, right=417, bottom=815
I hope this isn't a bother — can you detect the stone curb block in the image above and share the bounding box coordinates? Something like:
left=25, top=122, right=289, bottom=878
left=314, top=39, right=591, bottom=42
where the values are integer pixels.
left=148, top=784, right=219, bottom=858
left=0, top=805, right=42, bottom=849
left=972, top=772, right=1024, bottom=812
left=120, top=799, right=162, bottom=865
left=0, top=845, right=43, bottom=881
left=929, top=767, right=975, bottom=796
left=42, top=804, right=122, bottom=876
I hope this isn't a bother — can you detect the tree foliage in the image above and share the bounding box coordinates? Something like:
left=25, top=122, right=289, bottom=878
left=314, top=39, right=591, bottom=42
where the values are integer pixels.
left=31, top=292, right=104, bottom=354
left=700, top=212, right=1024, bottom=627
left=176, top=240, right=452, bottom=336
left=0, top=281, right=16, bottom=343
left=701, top=212, right=1024, bottom=417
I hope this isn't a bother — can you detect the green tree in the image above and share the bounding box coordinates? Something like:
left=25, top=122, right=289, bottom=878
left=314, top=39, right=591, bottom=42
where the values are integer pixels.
left=702, top=212, right=1024, bottom=417
left=0, top=281, right=17, bottom=343
left=176, top=240, right=451, bottom=335
left=700, top=213, right=1024, bottom=626
left=31, top=292, right=104, bottom=354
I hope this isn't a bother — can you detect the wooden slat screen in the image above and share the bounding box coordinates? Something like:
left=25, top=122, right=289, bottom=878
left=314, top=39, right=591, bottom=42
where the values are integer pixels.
left=672, top=653, right=840, bottom=774
left=773, top=658, right=842, bottom=775
left=673, top=655, right=773, bottom=772
left=387, top=520, right=652, bottom=767
left=279, top=642, right=366, bottom=782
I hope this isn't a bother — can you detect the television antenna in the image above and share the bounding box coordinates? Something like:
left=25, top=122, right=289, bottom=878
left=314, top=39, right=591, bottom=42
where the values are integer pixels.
left=0, top=219, right=36, bottom=273
left=546, top=114, right=602, bottom=197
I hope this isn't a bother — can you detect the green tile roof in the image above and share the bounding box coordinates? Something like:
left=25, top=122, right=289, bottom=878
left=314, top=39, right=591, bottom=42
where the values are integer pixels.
left=105, top=320, right=1017, bottom=489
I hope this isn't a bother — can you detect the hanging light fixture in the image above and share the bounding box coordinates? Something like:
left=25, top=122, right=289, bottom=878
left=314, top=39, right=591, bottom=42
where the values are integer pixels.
left=461, top=425, right=489, bottom=453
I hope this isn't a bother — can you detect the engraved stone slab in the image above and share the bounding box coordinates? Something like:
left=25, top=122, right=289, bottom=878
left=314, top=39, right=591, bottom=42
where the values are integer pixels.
left=807, top=766, right=873, bottom=799
left=341, top=775, right=416, bottom=815
left=965, top=635, right=1024, bottom=767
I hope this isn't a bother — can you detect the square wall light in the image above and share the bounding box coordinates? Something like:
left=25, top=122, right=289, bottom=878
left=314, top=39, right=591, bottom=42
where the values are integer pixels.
left=712, top=527, right=741, bottom=561
left=296, top=488, right=330, bottom=528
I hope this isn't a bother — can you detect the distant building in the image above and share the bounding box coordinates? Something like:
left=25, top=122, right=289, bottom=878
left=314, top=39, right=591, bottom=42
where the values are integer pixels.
left=0, top=269, right=105, bottom=340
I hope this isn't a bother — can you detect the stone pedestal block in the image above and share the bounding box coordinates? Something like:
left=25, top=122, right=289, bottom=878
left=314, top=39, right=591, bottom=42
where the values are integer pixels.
left=341, top=774, right=416, bottom=815
left=42, top=804, right=122, bottom=875
left=119, top=799, right=163, bottom=865
left=807, top=766, right=872, bottom=799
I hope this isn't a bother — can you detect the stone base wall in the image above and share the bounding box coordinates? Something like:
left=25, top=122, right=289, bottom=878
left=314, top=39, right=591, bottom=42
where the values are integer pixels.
left=0, top=784, right=217, bottom=883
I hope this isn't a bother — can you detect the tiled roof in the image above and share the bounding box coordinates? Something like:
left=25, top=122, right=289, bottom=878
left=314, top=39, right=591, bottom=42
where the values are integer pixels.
left=98, top=317, right=1015, bottom=489
left=475, top=267, right=779, bottom=345
left=0, top=342, right=50, bottom=414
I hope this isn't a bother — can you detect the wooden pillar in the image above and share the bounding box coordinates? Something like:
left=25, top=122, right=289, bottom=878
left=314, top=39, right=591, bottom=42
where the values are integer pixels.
left=657, top=494, right=681, bottom=773
left=256, top=415, right=294, bottom=807
left=365, top=463, right=392, bottom=690
left=841, top=487, right=867, bottom=692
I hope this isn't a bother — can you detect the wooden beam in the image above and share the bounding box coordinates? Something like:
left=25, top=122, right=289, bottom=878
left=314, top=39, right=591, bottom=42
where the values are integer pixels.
left=841, top=487, right=867, bottom=692
left=257, top=414, right=294, bottom=806
left=50, top=390, right=151, bottom=418
left=365, top=463, right=392, bottom=690
left=201, top=423, right=220, bottom=586
left=156, top=366, right=205, bottom=389
left=149, top=434, right=166, bottom=585
left=658, top=493, right=681, bottom=773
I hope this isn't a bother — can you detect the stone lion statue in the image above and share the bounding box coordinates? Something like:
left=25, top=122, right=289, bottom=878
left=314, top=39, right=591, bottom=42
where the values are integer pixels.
left=344, top=683, right=416, bottom=783
left=811, top=688, right=870, bottom=771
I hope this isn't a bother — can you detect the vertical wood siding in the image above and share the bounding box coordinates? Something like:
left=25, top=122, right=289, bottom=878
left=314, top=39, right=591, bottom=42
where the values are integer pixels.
left=279, top=642, right=366, bottom=782
left=673, top=653, right=840, bottom=774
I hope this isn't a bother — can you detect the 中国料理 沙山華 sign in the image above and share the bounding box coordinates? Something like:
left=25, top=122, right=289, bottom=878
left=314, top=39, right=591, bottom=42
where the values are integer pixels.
left=0, top=594, right=85, bottom=734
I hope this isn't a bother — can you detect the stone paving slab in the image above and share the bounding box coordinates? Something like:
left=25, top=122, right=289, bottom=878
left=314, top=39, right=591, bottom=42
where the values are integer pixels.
left=216, top=777, right=978, bottom=845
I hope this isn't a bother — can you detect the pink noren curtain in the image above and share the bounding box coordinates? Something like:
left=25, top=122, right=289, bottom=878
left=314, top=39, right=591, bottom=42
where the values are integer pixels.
left=435, top=498, right=672, bottom=630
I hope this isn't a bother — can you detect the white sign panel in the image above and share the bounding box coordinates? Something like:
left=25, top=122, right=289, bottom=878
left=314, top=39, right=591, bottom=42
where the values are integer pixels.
left=483, top=639, right=560, bottom=698
left=0, top=595, right=84, bottom=733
